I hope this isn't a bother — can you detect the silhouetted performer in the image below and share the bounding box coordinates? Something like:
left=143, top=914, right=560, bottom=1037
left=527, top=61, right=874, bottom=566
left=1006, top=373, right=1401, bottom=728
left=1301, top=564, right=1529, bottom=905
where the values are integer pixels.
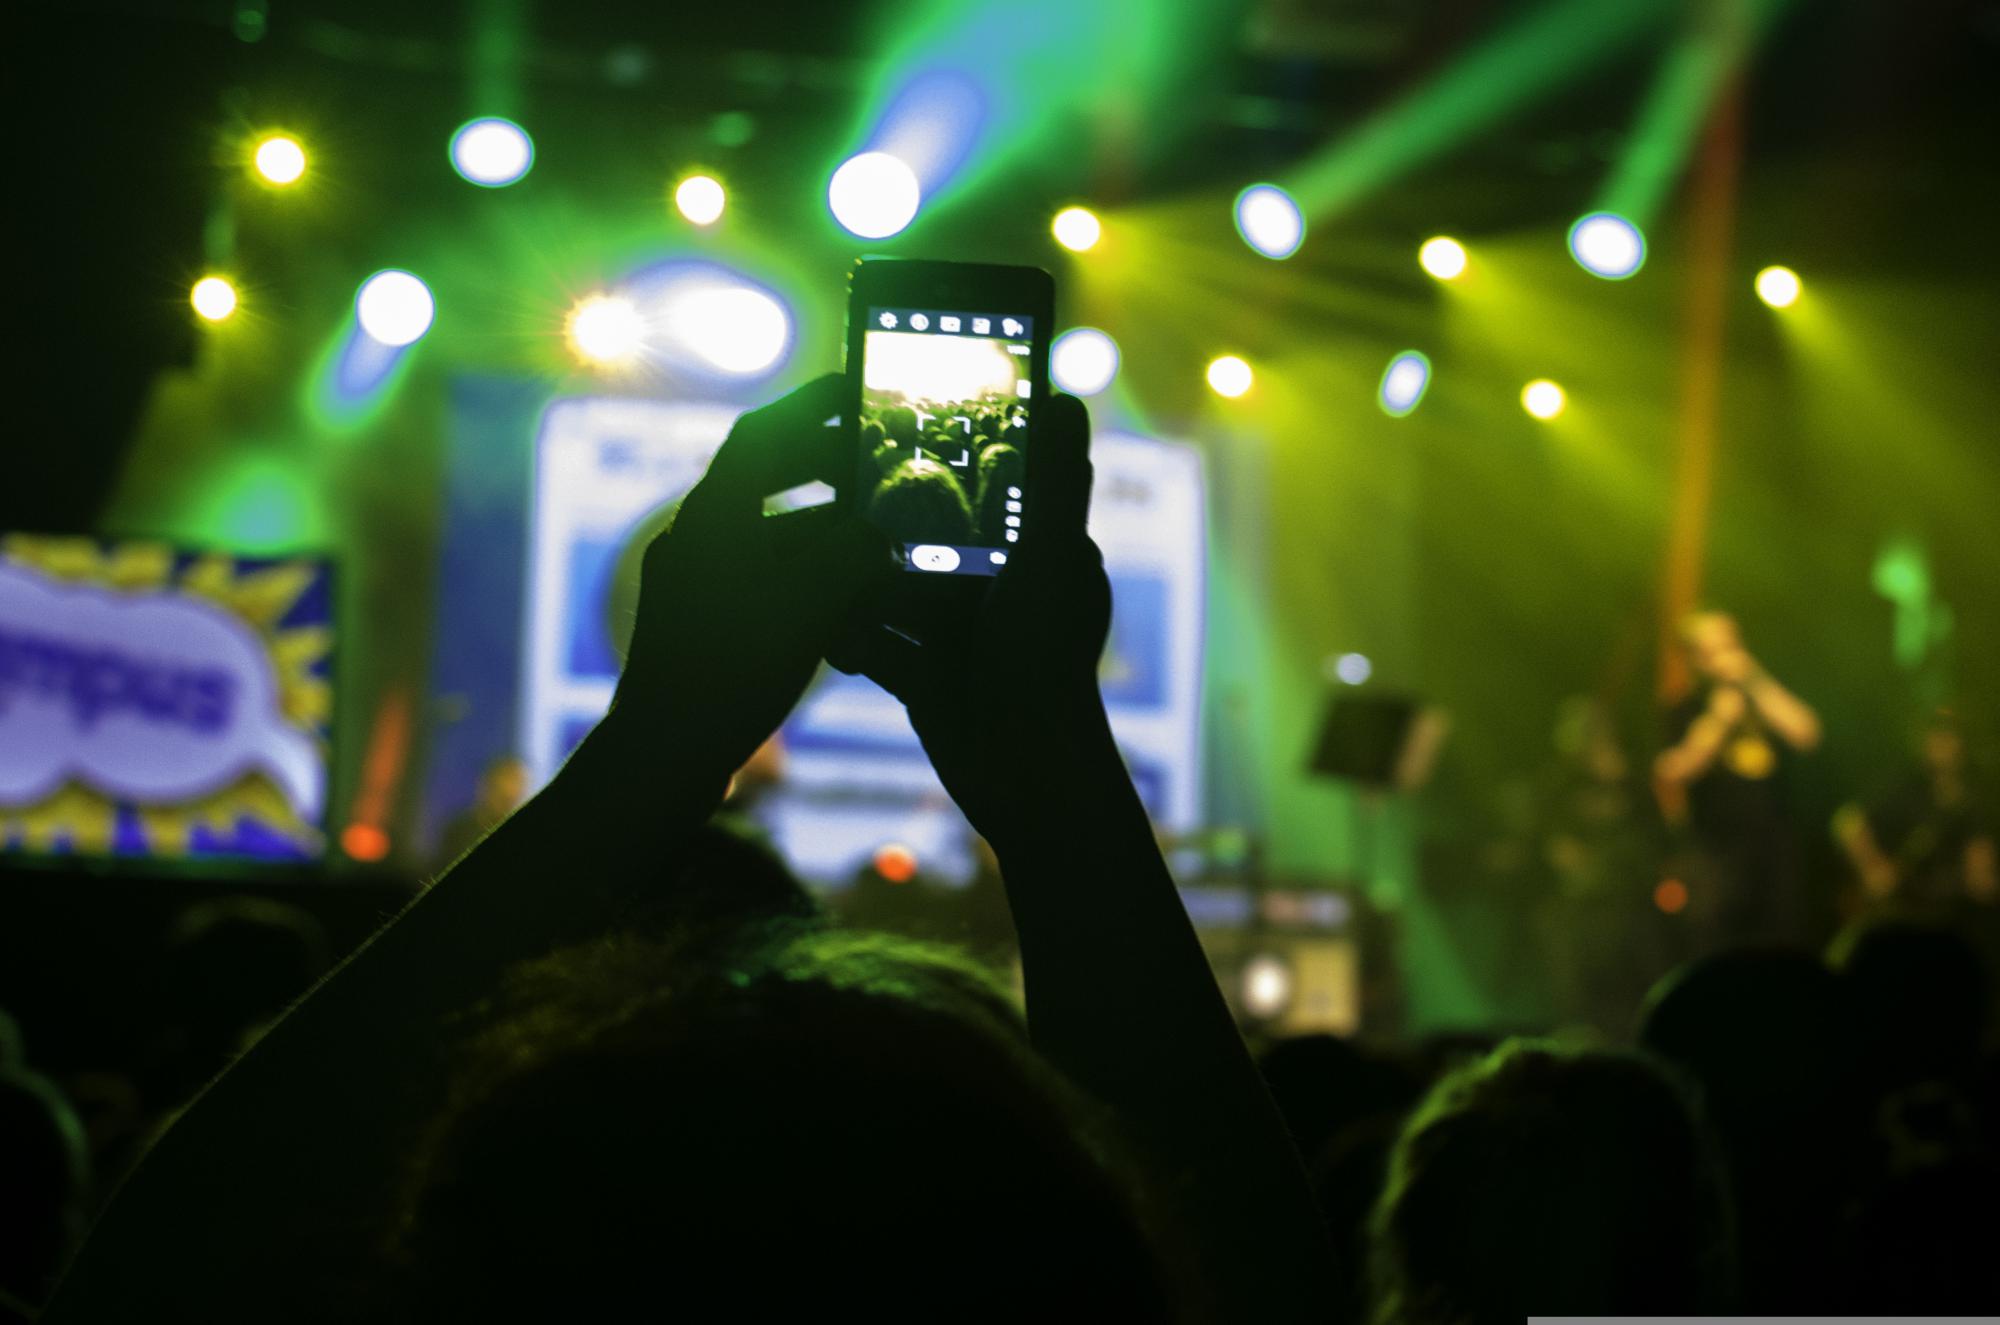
left=434, top=755, right=529, bottom=868
left=1655, top=612, right=1822, bottom=947
left=1835, top=709, right=1997, bottom=913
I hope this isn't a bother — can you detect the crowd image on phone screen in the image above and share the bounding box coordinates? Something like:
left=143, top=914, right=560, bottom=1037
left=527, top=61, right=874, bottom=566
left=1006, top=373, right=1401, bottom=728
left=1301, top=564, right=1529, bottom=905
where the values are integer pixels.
left=858, top=308, right=1033, bottom=576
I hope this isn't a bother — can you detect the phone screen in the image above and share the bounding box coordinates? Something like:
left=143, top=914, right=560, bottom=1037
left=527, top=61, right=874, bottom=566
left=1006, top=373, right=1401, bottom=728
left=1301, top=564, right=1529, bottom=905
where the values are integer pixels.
left=854, top=305, right=1036, bottom=577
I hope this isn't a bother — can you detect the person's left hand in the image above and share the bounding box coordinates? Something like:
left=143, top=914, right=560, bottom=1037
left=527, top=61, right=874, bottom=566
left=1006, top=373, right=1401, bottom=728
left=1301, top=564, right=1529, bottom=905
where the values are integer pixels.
left=614, top=374, right=891, bottom=784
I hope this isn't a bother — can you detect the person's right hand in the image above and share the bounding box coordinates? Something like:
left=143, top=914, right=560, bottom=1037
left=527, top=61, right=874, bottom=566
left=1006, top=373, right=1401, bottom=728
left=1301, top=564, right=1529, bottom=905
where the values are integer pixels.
left=831, top=392, right=1115, bottom=849
left=616, top=375, right=890, bottom=788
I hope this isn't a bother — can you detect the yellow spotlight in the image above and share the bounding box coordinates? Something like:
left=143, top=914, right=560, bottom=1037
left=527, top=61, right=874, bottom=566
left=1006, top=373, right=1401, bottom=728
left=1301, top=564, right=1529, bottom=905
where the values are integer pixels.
left=253, top=135, right=307, bottom=185
left=1419, top=236, right=1468, bottom=280
left=1206, top=355, right=1254, bottom=399
left=1755, top=265, right=1801, bottom=309
left=1051, top=206, right=1102, bottom=253
left=190, top=276, right=238, bottom=322
left=675, top=174, right=726, bottom=226
left=1521, top=379, right=1566, bottom=420
left=567, top=294, right=647, bottom=366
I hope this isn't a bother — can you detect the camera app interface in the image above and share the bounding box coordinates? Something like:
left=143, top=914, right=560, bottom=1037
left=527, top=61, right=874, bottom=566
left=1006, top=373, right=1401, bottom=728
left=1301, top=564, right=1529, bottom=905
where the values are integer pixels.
left=858, top=307, right=1033, bottom=577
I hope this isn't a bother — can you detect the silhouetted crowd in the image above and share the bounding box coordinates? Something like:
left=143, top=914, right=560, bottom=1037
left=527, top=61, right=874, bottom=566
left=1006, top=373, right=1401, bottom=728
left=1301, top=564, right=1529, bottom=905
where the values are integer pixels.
left=5, top=383, right=1996, bottom=1321
left=860, top=389, right=1027, bottom=547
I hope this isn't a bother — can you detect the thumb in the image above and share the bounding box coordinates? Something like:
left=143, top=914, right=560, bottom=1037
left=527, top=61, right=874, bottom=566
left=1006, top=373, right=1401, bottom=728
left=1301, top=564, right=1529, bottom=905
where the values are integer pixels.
left=1024, top=392, right=1093, bottom=543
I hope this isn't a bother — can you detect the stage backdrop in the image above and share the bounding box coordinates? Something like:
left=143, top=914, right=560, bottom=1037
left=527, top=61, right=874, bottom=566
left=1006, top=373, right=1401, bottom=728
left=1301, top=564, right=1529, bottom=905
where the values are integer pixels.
left=425, top=379, right=1205, bottom=884
left=0, top=534, right=333, bottom=863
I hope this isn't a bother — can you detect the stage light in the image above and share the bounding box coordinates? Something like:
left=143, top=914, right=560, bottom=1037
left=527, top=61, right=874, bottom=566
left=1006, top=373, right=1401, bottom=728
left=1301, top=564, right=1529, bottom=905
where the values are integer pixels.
left=1418, top=236, right=1467, bottom=281
left=1378, top=350, right=1431, bottom=417
left=1240, top=954, right=1294, bottom=1020
left=1521, top=379, right=1566, bottom=419
left=355, top=270, right=435, bottom=347
left=566, top=294, right=646, bottom=366
left=1051, top=206, right=1101, bottom=252
left=341, top=823, right=390, bottom=862
left=1755, top=265, right=1800, bottom=308
left=828, top=151, right=921, bottom=239
left=1653, top=877, right=1689, bottom=914
left=1334, top=652, right=1373, bottom=685
left=1568, top=212, right=1646, bottom=279
left=675, top=174, right=726, bottom=225
left=449, top=117, right=534, bottom=187
left=874, top=842, right=918, bottom=883
left=675, top=286, right=790, bottom=375
left=1207, top=355, right=1253, bottom=399
left=253, top=135, right=306, bottom=185
left=190, top=276, right=238, bottom=322
left=1050, top=328, right=1119, bottom=396
left=1234, top=183, right=1305, bottom=259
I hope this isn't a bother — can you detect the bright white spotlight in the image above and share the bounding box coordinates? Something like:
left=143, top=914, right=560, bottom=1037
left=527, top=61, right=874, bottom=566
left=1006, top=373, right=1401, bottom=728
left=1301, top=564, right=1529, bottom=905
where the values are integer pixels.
left=675, top=174, right=726, bottom=225
left=1240, top=954, right=1294, bottom=1020
left=1419, top=236, right=1468, bottom=281
left=1568, top=212, right=1646, bottom=280
left=190, top=276, right=238, bottom=322
left=253, top=135, right=306, bottom=185
left=567, top=294, right=646, bottom=366
left=450, top=117, right=534, bottom=187
left=1521, top=379, right=1567, bottom=420
left=1755, top=265, right=1801, bottom=308
left=1051, top=206, right=1102, bottom=252
left=1207, top=355, right=1253, bottom=399
left=1334, top=652, right=1373, bottom=685
left=355, top=270, right=435, bottom=347
left=1378, top=350, right=1431, bottom=417
left=673, top=286, right=791, bottom=375
left=828, top=151, right=921, bottom=239
left=1050, top=328, right=1119, bottom=397
left=1234, top=184, right=1304, bottom=260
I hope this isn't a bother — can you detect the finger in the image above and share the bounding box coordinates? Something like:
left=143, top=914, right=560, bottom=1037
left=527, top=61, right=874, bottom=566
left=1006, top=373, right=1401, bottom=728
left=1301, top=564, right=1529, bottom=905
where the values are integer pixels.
left=686, top=374, right=847, bottom=520
left=1023, top=391, right=1093, bottom=543
left=827, top=622, right=930, bottom=707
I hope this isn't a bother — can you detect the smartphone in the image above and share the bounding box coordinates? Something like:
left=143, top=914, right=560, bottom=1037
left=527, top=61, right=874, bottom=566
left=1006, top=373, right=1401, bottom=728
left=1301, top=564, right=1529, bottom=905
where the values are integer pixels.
left=844, top=259, right=1055, bottom=584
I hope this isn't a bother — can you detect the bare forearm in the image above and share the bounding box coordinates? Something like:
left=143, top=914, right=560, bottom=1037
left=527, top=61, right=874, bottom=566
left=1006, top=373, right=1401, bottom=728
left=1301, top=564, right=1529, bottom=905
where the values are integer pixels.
left=1657, top=715, right=1728, bottom=784
left=1745, top=673, right=1821, bottom=750
left=993, top=717, right=1335, bottom=1320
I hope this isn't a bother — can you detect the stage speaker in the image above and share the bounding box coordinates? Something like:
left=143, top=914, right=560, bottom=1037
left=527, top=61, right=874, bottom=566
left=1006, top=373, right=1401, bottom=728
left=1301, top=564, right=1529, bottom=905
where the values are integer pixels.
left=1308, top=692, right=1448, bottom=791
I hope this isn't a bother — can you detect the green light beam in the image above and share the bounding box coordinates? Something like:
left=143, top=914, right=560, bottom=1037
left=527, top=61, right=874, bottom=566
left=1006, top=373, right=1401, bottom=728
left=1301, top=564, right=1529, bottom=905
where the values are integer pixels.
left=1287, top=0, right=1677, bottom=221
left=1594, top=0, right=1796, bottom=225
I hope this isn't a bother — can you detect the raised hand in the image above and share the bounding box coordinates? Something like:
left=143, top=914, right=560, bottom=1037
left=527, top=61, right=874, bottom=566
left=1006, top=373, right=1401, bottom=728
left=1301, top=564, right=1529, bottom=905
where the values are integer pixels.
left=618, top=374, right=892, bottom=784
left=831, top=392, right=1114, bottom=848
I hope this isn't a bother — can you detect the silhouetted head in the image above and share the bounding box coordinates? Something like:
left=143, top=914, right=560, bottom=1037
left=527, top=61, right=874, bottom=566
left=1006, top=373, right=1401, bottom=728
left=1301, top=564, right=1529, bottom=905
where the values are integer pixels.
left=1639, top=949, right=1849, bottom=1135
left=977, top=441, right=1024, bottom=494
left=0, top=1069, right=90, bottom=1309
left=880, top=404, right=920, bottom=446
left=1829, top=919, right=1988, bottom=1093
left=394, top=922, right=1173, bottom=1320
left=974, top=443, right=1025, bottom=542
left=1369, top=1041, right=1728, bottom=1324
left=159, top=896, right=330, bottom=1044
left=1639, top=949, right=1854, bottom=1310
left=868, top=457, right=975, bottom=546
